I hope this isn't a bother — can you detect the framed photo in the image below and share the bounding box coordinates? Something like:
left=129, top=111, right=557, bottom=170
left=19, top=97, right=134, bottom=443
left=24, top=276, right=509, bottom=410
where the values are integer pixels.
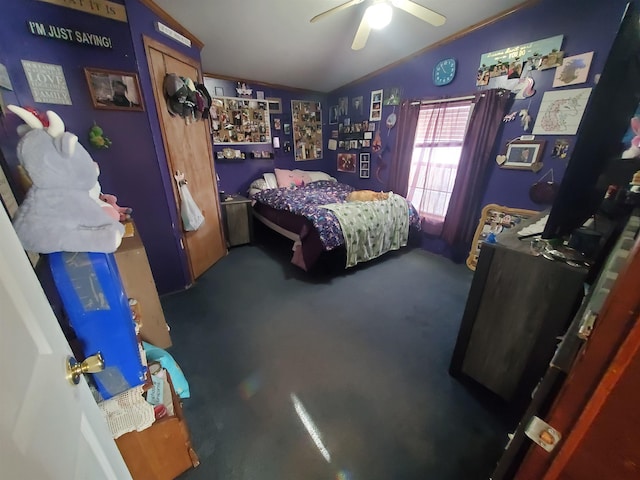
left=329, top=105, right=338, bottom=124
left=383, top=87, right=400, bottom=106
left=359, top=153, right=370, bottom=178
left=352, top=96, right=363, bottom=115
left=466, top=203, right=538, bottom=271
left=370, top=89, right=383, bottom=121
left=338, top=96, right=348, bottom=116
left=214, top=86, right=224, bottom=96
left=337, top=153, right=356, bottom=173
left=267, top=97, right=282, bottom=114
left=503, top=140, right=545, bottom=171
left=84, top=68, right=143, bottom=111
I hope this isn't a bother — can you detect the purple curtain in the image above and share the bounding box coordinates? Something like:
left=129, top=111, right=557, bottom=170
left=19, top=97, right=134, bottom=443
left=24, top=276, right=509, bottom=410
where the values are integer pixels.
left=441, top=89, right=510, bottom=250
left=387, top=100, right=420, bottom=196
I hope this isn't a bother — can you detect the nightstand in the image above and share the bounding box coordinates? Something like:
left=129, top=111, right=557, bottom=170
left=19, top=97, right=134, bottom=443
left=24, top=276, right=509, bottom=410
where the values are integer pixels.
left=220, top=194, right=253, bottom=247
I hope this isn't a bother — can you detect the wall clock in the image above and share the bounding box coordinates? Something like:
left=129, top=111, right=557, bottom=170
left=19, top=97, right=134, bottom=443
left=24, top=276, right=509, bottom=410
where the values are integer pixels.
left=433, top=58, right=457, bottom=86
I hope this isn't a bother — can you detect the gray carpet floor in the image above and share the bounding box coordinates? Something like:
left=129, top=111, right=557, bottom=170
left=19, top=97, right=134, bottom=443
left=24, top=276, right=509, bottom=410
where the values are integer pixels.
left=162, top=235, right=510, bottom=480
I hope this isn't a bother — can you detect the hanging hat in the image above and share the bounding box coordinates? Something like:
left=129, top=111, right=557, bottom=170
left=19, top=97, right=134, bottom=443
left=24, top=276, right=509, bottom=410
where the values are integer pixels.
left=183, top=76, right=196, bottom=92
left=195, top=83, right=212, bottom=119
left=163, top=73, right=189, bottom=117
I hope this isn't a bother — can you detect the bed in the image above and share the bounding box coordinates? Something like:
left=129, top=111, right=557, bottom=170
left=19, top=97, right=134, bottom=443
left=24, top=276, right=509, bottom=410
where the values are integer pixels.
left=249, top=169, right=420, bottom=270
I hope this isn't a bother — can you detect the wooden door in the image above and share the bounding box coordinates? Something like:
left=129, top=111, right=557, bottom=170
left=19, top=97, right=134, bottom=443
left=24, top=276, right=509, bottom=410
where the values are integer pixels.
left=144, top=36, right=226, bottom=280
left=514, top=223, right=640, bottom=479
left=0, top=206, right=132, bottom=479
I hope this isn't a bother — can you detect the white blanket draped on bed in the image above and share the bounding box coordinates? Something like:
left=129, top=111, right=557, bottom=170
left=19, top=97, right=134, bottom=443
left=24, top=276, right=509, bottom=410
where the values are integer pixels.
left=322, top=193, right=410, bottom=268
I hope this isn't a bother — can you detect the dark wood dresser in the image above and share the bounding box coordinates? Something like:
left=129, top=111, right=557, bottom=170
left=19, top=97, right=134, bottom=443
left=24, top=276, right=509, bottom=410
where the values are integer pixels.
left=450, top=236, right=587, bottom=407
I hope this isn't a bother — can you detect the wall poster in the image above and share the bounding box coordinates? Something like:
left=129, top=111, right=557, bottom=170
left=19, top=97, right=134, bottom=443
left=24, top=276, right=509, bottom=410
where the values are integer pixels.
left=531, top=88, right=592, bottom=135
left=291, top=100, right=323, bottom=161
left=210, top=97, right=271, bottom=144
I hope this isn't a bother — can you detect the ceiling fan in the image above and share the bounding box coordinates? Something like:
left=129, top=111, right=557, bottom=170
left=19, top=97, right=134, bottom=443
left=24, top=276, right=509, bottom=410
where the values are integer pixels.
left=310, top=0, right=446, bottom=50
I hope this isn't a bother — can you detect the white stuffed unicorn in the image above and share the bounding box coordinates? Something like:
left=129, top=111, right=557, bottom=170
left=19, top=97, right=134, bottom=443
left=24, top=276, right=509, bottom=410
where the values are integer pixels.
left=8, top=105, right=124, bottom=253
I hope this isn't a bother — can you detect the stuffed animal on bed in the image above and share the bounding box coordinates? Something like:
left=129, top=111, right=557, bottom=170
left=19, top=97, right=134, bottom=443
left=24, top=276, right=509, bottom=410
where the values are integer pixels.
left=8, top=105, right=125, bottom=253
left=346, top=190, right=389, bottom=202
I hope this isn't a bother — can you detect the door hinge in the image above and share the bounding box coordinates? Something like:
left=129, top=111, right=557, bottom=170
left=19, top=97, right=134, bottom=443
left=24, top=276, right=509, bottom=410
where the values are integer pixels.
left=524, top=416, right=562, bottom=452
left=578, top=310, right=598, bottom=340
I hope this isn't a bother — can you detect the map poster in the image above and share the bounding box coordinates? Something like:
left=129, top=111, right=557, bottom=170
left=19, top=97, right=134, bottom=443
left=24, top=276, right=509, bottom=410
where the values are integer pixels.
left=552, top=52, right=594, bottom=88
left=532, top=88, right=592, bottom=136
left=22, top=60, right=72, bottom=105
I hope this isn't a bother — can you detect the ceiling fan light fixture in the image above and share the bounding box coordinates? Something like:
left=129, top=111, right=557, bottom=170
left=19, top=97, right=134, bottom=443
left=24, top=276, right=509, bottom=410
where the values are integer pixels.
left=366, top=3, right=393, bottom=30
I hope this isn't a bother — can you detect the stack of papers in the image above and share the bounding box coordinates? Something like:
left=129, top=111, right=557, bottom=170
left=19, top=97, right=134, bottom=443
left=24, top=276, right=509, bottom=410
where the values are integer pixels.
left=518, top=214, right=549, bottom=237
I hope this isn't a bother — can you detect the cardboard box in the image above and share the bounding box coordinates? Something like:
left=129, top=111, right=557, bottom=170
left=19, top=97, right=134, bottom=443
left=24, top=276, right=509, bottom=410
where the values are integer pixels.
left=115, top=223, right=172, bottom=349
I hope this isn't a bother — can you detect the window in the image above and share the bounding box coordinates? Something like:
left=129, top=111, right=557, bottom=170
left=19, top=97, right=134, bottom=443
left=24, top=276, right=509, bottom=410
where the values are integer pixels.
left=407, top=100, right=473, bottom=226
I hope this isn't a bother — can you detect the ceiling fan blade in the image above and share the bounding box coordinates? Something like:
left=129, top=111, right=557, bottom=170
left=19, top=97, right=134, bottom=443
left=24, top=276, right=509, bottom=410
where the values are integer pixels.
left=310, top=0, right=365, bottom=23
left=351, top=14, right=371, bottom=50
left=391, top=0, right=446, bottom=26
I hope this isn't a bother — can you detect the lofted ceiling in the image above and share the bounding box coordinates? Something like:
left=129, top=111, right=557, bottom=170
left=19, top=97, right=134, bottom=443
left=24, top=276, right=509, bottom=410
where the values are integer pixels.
left=152, top=0, right=530, bottom=93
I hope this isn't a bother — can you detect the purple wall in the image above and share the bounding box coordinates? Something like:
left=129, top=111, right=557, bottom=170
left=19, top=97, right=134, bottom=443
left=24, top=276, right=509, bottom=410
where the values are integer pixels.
left=1, top=0, right=632, bottom=285
left=202, top=77, right=327, bottom=196
left=328, top=0, right=631, bottom=211
left=0, top=0, right=198, bottom=294
left=125, top=0, right=207, bottom=292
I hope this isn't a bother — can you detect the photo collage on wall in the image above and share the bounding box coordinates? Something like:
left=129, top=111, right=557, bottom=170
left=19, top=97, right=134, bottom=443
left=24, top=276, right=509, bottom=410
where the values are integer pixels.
left=482, top=34, right=599, bottom=172
left=476, top=35, right=566, bottom=89
left=329, top=87, right=399, bottom=176
left=291, top=100, right=323, bottom=161
left=210, top=97, right=271, bottom=145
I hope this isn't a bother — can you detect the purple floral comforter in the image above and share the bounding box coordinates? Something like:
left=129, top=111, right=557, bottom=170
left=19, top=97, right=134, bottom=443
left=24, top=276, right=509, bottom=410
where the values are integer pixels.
left=252, top=181, right=420, bottom=250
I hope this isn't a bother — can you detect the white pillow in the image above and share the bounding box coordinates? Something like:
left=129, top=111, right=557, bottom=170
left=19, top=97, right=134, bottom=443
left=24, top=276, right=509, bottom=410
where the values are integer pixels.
left=248, top=178, right=268, bottom=198
left=263, top=172, right=278, bottom=189
left=307, top=171, right=336, bottom=183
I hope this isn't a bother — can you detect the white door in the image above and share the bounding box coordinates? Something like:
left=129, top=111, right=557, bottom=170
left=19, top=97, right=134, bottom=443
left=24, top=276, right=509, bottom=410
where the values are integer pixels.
left=0, top=204, right=132, bottom=480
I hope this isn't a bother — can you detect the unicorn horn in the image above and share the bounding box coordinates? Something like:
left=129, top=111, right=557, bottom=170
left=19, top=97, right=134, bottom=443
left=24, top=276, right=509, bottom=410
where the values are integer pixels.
left=45, top=110, right=65, bottom=138
left=7, top=105, right=44, bottom=131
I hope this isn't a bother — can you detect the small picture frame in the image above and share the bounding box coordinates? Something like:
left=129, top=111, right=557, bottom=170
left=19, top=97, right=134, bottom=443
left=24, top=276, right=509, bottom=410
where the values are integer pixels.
left=329, top=105, right=338, bottom=124
left=359, top=153, right=370, bottom=178
left=370, top=89, right=383, bottom=121
left=84, top=68, right=143, bottom=111
left=503, top=140, right=545, bottom=171
left=256, top=91, right=265, bottom=100
left=337, top=153, right=357, bottom=173
left=338, top=96, right=349, bottom=116
left=352, top=96, right=363, bottom=115
left=267, top=97, right=282, bottom=114
left=214, top=86, right=224, bottom=96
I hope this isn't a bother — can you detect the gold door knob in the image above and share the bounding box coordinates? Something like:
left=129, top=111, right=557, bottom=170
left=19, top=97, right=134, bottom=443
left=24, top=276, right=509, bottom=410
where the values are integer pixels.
left=66, top=353, right=105, bottom=385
